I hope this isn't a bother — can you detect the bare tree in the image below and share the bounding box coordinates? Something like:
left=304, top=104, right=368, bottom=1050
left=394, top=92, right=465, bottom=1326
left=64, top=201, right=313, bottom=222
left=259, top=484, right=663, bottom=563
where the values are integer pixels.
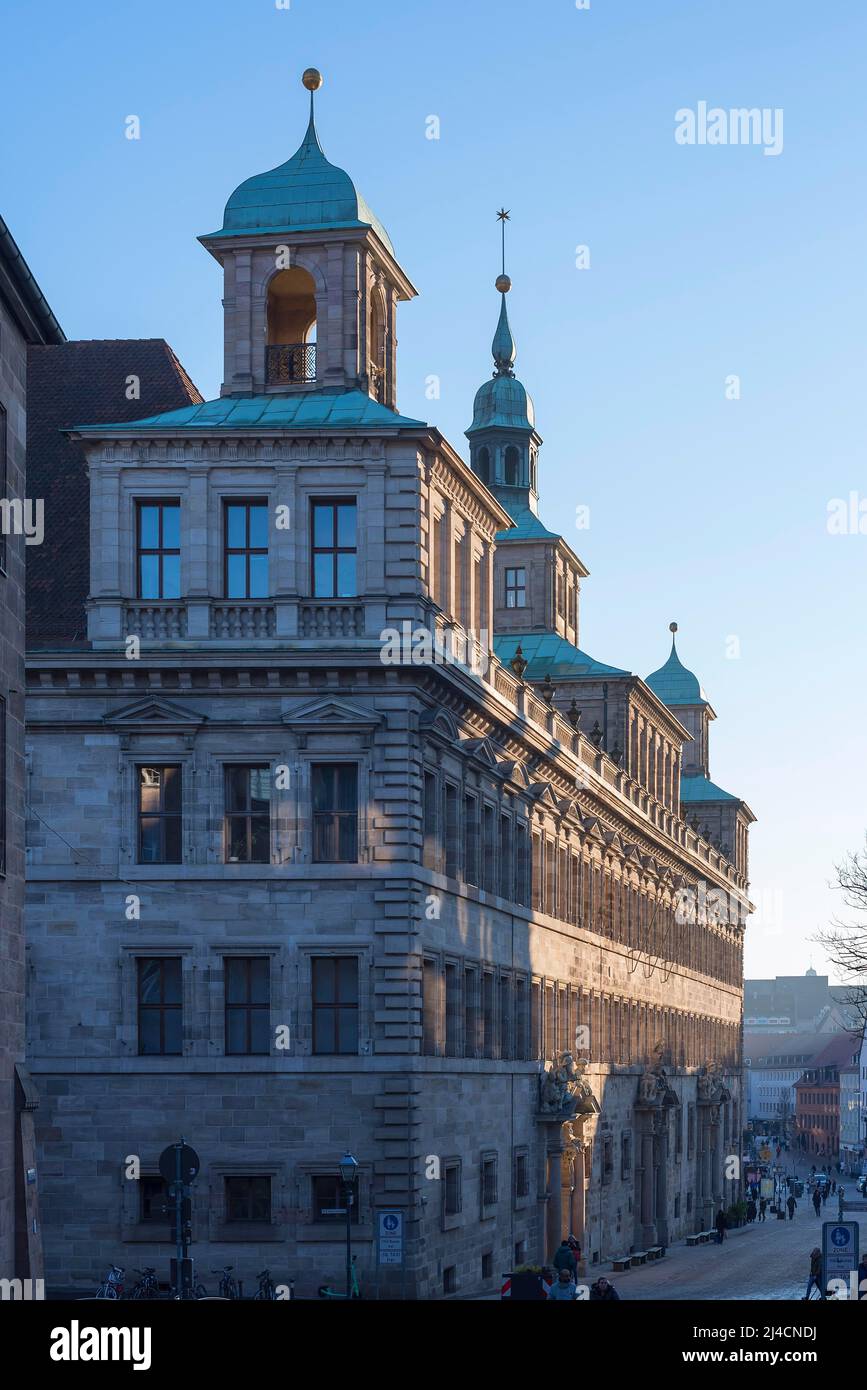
left=815, top=839, right=867, bottom=1032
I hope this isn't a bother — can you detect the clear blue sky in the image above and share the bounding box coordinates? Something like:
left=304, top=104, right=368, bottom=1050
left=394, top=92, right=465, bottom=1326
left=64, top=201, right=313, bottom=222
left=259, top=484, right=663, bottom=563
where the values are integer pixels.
left=4, top=0, right=866, bottom=980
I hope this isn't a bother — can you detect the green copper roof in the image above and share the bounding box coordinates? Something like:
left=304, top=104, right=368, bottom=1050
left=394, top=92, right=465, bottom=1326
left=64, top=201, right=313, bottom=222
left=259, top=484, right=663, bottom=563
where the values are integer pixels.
left=466, top=289, right=534, bottom=435
left=494, top=498, right=558, bottom=541
left=203, top=109, right=394, bottom=255
left=645, top=634, right=709, bottom=706
left=73, top=390, right=426, bottom=433
left=494, top=633, right=629, bottom=681
left=680, top=774, right=739, bottom=804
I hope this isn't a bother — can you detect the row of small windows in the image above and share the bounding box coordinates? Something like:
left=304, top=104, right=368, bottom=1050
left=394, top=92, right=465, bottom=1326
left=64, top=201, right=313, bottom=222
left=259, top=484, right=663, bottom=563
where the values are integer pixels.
left=420, top=957, right=740, bottom=1070
left=138, top=1173, right=353, bottom=1229
left=421, top=771, right=742, bottom=986
left=138, top=762, right=357, bottom=864
left=137, top=498, right=357, bottom=601
left=137, top=955, right=358, bottom=1056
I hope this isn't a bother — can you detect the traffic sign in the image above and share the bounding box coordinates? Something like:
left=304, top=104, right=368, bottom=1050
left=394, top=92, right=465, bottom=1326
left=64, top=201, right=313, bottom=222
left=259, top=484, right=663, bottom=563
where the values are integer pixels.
left=822, top=1220, right=859, bottom=1293
left=159, top=1142, right=200, bottom=1186
left=377, top=1209, right=404, bottom=1266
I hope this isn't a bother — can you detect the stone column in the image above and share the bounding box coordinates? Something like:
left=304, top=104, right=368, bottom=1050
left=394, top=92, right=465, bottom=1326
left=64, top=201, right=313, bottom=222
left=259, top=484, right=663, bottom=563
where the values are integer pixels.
left=640, top=1129, right=655, bottom=1247
left=545, top=1141, right=564, bottom=1262
left=655, top=1113, right=670, bottom=1246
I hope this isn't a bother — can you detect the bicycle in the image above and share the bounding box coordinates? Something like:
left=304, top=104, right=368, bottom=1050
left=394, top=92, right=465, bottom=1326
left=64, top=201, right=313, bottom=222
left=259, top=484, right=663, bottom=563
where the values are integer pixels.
left=318, top=1255, right=361, bottom=1299
left=85, top=1265, right=125, bottom=1299
left=129, top=1267, right=161, bottom=1300
left=212, top=1265, right=240, bottom=1300
left=254, top=1268, right=277, bottom=1300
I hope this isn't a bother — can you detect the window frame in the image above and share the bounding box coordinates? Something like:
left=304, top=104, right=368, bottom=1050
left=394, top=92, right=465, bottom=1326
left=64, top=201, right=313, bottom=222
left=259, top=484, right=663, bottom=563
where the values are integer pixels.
left=311, top=954, right=360, bottom=1056
left=310, top=497, right=358, bottom=598
left=504, top=566, right=526, bottom=609
left=223, top=763, right=272, bottom=864
left=224, top=955, right=271, bottom=1056
left=136, top=498, right=181, bottom=600
left=223, top=497, right=269, bottom=600
left=311, top=761, right=359, bottom=864
left=137, top=956, right=183, bottom=1056
left=137, top=764, right=183, bottom=865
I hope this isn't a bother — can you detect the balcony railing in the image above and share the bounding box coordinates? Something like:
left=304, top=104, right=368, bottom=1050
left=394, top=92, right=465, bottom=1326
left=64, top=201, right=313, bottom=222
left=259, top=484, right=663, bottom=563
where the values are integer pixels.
left=266, top=342, right=316, bottom=385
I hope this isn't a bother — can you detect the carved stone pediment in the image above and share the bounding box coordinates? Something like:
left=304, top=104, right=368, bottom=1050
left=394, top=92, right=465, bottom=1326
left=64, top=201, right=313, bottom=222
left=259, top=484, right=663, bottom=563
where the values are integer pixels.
left=103, top=696, right=207, bottom=732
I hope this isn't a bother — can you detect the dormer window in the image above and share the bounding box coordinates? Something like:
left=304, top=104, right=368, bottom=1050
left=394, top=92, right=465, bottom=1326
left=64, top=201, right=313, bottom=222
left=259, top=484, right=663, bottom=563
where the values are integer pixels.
left=137, top=501, right=180, bottom=599
left=266, top=267, right=317, bottom=385
left=505, top=567, right=526, bottom=609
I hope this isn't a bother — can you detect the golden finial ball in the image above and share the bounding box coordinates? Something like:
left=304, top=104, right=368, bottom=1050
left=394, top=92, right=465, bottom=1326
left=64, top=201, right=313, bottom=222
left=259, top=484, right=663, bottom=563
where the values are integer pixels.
left=495, top=274, right=512, bottom=293
left=302, top=68, right=323, bottom=92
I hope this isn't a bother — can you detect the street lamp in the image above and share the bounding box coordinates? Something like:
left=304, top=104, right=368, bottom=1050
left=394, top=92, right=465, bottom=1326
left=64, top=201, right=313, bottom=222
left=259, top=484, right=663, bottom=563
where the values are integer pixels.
left=338, top=1151, right=359, bottom=1299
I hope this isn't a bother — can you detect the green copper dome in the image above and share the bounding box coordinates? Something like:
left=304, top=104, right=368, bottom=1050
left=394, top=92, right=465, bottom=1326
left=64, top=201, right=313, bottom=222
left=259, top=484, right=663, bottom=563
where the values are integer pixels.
left=205, top=108, right=393, bottom=255
left=645, top=629, right=709, bottom=706
left=466, top=290, right=534, bottom=435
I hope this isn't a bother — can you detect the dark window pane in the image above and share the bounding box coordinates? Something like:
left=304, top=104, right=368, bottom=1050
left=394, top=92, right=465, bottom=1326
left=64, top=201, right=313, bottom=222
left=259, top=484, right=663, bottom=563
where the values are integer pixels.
left=161, top=506, right=180, bottom=549
left=336, top=504, right=356, bottom=547
left=250, top=817, right=270, bottom=862
left=248, top=506, right=269, bottom=548
left=313, top=552, right=333, bottom=597
left=226, top=821, right=247, bottom=861
left=225, top=767, right=248, bottom=813
left=312, top=766, right=332, bottom=814
left=249, top=1011, right=270, bottom=1055
left=139, top=1012, right=161, bottom=1055
left=139, top=960, right=162, bottom=1005
left=313, top=1008, right=336, bottom=1053
left=313, top=959, right=335, bottom=1004
left=139, top=506, right=159, bottom=548
left=226, top=1012, right=247, bottom=1054
left=163, top=1011, right=182, bottom=1055
left=249, top=768, right=271, bottom=809
left=336, top=765, right=357, bottom=811
left=140, top=554, right=159, bottom=599
left=226, top=505, right=247, bottom=548
left=162, top=960, right=182, bottom=1004
left=337, top=1010, right=358, bottom=1053
left=336, top=957, right=358, bottom=1003
left=336, top=553, right=356, bottom=597
left=250, top=958, right=270, bottom=1002
left=162, top=765, right=181, bottom=812
left=162, top=554, right=181, bottom=599
left=163, top=817, right=182, bottom=864
left=139, top=818, right=160, bottom=861
left=248, top=553, right=268, bottom=597
left=226, top=959, right=246, bottom=1004
left=338, top=817, right=358, bottom=862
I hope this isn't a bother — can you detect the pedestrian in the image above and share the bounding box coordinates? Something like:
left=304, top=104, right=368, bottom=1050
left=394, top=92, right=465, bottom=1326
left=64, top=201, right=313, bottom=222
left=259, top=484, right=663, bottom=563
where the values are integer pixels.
left=812, top=1188, right=822, bottom=1217
left=553, top=1238, right=578, bottom=1280
left=831, top=1180, right=836, bottom=1195
left=715, top=1207, right=728, bottom=1244
left=803, top=1248, right=823, bottom=1301
left=857, top=1255, right=867, bottom=1301
left=548, top=1268, right=578, bottom=1301
left=786, top=1192, right=796, bottom=1220
left=589, top=1276, right=620, bottom=1301
left=821, top=1184, right=829, bottom=1205
left=746, top=1198, right=757, bottom=1223
left=759, top=1196, right=768, bottom=1222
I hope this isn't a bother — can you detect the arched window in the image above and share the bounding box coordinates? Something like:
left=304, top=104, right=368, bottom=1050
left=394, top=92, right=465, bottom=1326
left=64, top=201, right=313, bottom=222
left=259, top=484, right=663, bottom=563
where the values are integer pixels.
left=476, top=446, right=490, bottom=483
left=369, top=293, right=387, bottom=402
left=266, top=267, right=317, bottom=383
left=504, top=445, right=520, bottom=486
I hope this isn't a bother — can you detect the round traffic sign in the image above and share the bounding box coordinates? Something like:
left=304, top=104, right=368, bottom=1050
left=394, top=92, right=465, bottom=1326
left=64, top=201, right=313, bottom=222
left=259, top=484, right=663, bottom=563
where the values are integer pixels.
left=159, top=1143, right=201, bottom=1186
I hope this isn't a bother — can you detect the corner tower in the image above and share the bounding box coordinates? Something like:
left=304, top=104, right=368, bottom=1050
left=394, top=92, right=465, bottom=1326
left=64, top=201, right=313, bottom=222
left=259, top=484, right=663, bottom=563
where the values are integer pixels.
left=200, top=69, right=417, bottom=406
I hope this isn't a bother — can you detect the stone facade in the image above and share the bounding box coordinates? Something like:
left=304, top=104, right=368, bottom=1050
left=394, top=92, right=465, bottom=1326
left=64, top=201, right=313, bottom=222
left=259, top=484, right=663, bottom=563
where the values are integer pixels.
left=0, top=214, right=63, bottom=1281
left=25, top=80, right=754, bottom=1298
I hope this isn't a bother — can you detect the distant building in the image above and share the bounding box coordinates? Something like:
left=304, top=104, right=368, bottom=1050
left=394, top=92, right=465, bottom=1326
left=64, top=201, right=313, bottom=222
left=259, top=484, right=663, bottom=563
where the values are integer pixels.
left=744, top=1033, right=826, bottom=1131
left=744, top=970, right=859, bottom=1035
left=0, top=213, right=63, bottom=1283
left=794, top=1034, right=861, bottom=1163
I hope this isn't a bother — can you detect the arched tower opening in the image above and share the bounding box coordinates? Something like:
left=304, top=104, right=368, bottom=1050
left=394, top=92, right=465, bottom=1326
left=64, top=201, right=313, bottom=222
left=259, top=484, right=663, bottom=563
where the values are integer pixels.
left=266, top=266, right=317, bottom=384
left=369, top=292, right=387, bottom=402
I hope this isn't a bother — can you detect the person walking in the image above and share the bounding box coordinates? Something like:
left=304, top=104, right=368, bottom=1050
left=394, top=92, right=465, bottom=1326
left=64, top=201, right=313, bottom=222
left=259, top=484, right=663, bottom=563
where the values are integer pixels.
left=548, top=1268, right=578, bottom=1301
left=553, top=1238, right=578, bottom=1281
left=589, top=1276, right=620, bottom=1301
left=715, top=1207, right=728, bottom=1244
left=746, top=1198, right=757, bottom=1223
left=821, top=1183, right=829, bottom=1206
left=759, top=1196, right=768, bottom=1222
left=803, top=1248, right=823, bottom=1301
left=812, top=1187, right=822, bottom=1217
left=857, top=1255, right=867, bottom=1300
left=786, top=1192, right=797, bottom=1220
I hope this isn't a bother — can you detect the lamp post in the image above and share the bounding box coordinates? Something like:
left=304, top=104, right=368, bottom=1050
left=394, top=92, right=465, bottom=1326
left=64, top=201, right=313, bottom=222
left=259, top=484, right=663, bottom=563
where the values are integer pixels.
left=338, top=1151, right=359, bottom=1299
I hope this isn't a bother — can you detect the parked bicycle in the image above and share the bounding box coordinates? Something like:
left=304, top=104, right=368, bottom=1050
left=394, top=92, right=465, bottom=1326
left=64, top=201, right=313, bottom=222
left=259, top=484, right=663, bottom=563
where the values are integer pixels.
left=212, top=1266, right=240, bottom=1300
left=254, top=1268, right=276, bottom=1300
left=82, top=1265, right=124, bottom=1299
left=318, top=1255, right=360, bottom=1299
left=128, top=1267, right=161, bottom=1300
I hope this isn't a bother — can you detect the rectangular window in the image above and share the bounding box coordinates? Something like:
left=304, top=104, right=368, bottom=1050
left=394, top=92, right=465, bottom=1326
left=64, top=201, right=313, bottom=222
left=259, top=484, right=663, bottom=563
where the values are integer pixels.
left=443, top=1266, right=457, bottom=1294
left=532, top=834, right=543, bottom=911
left=482, top=970, right=495, bottom=1059
left=423, top=958, right=439, bottom=1056
left=444, top=962, right=460, bottom=1058
left=312, top=1174, right=359, bottom=1224
left=224, top=957, right=270, bottom=1055
left=514, top=976, right=528, bottom=1060
left=621, top=1132, right=632, bottom=1179
left=139, top=1176, right=169, bottom=1225
left=312, top=956, right=359, bottom=1055
left=602, top=1135, right=613, bottom=1185
left=311, top=499, right=357, bottom=598
left=504, top=566, right=526, bottom=608
left=224, top=765, right=271, bottom=863
left=499, top=975, right=512, bottom=1060
left=481, top=1156, right=498, bottom=1209
left=444, top=783, right=459, bottom=877
left=531, top=979, right=543, bottom=1060
left=544, top=984, right=555, bottom=1057
left=137, top=957, right=182, bottom=1055
left=225, top=1176, right=271, bottom=1224
left=464, top=966, right=478, bottom=1059
left=431, top=514, right=443, bottom=607
left=515, top=1151, right=530, bottom=1200
left=516, top=822, right=529, bottom=906
left=312, top=762, right=358, bottom=863
left=137, top=500, right=180, bottom=599
left=482, top=803, right=496, bottom=893
left=138, top=765, right=182, bottom=864
left=463, top=793, right=479, bottom=886
left=224, top=499, right=268, bottom=598
left=443, top=1162, right=461, bottom=1216
left=499, top=813, right=512, bottom=899
left=422, top=770, right=438, bottom=870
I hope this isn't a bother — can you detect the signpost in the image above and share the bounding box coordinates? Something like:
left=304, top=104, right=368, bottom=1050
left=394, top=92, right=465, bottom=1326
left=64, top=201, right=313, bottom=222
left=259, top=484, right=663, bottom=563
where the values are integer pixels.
left=377, top=1210, right=404, bottom=1266
left=822, top=1220, right=859, bottom=1299
left=159, top=1140, right=200, bottom=1299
